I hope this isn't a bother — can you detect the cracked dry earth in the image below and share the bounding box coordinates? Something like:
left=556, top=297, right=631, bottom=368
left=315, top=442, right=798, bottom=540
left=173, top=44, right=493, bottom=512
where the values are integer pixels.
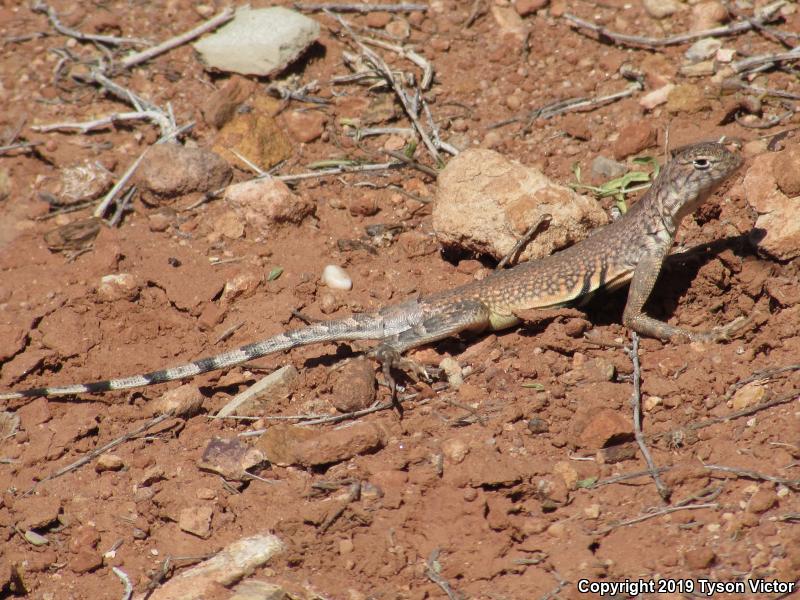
left=2, top=0, right=800, bottom=599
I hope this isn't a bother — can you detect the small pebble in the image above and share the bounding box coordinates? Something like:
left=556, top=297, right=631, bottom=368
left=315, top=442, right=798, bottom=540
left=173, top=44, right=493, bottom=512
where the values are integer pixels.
left=321, top=265, right=352, bottom=290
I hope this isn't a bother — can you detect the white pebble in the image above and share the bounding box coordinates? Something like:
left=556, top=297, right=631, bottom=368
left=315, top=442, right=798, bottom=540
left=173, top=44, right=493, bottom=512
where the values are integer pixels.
left=321, top=265, right=352, bottom=290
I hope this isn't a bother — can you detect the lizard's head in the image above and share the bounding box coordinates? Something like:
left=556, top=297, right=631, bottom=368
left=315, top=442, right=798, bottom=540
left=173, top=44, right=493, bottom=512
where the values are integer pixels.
left=659, top=141, right=742, bottom=222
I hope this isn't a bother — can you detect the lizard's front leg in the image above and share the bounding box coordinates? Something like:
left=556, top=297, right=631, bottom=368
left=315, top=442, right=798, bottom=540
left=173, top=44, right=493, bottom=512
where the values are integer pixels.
left=370, top=298, right=492, bottom=397
left=623, top=253, right=749, bottom=342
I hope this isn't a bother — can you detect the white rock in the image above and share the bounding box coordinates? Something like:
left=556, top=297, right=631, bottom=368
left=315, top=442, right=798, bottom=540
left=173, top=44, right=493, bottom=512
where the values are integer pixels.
left=42, top=161, right=113, bottom=206
left=194, top=6, right=320, bottom=77
left=639, top=84, right=674, bottom=110
left=433, top=149, right=608, bottom=261
left=321, top=265, right=352, bottom=290
left=642, top=0, right=682, bottom=18
left=685, top=38, right=722, bottom=62
left=223, top=177, right=314, bottom=231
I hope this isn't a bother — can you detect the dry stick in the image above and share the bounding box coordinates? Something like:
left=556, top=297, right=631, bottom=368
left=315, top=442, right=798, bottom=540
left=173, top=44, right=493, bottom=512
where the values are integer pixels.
left=0, top=141, right=40, bottom=155
left=31, top=111, right=173, bottom=135
left=597, top=503, right=719, bottom=534
left=590, top=466, right=672, bottom=489
left=731, top=46, right=800, bottom=74
left=273, top=160, right=404, bottom=183
left=628, top=332, right=671, bottom=502
left=725, top=363, right=800, bottom=398
left=723, top=0, right=795, bottom=48
left=361, top=36, right=434, bottom=90
left=650, top=392, right=798, bottom=443
left=330, top=12, right=442, bottom=163
left=382, top=149, right=439, bottom=177
left=722, top=78, right=800, bottom=101
left=115, top=6, right=235, bottom=71
left=487, top=85, right=639, bottom=130
left=25, top=413, right=174, bottom=496
left=425, top=550, right=462, bottom=600
left=562, top=0, right=785, bottom=50
left=295, top=2, right=428, bottom=12
left=497, top=214, right=552, bottom=269
left=32, top=0, right=149, bottom=46
left=703, top=464, right=800, bottom=491
left=318, top=481, right=361, bottom=534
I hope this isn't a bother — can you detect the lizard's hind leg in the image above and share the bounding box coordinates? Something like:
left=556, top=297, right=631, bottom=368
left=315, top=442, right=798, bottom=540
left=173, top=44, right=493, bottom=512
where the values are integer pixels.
left=371, top=298, right=492, bottom=400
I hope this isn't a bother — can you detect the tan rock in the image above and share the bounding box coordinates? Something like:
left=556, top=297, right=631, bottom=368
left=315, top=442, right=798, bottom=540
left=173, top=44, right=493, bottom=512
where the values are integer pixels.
left=434, top=149, right=608, bottom=262
left=224, top=177, right=315, bottom=232
left=743, top=151, right=800, bottom=260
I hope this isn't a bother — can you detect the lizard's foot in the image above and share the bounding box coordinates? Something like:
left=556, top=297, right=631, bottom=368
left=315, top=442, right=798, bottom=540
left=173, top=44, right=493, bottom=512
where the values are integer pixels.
left=371, top=344, right=433, bottom=401
left=682, top=315, right=752, bottom=343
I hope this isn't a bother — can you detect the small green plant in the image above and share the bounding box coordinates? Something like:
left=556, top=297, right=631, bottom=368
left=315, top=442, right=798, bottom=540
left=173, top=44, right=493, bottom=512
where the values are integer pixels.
left=571, top=156, right=660, bottom=214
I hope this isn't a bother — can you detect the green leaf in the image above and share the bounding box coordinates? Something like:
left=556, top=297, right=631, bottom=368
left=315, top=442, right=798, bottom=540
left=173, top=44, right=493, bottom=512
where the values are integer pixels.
left=267, top=267, right=284, bottom=281
left=576, top=477, right=598, bottom=489
left=521, top=382, right=545, bottom=390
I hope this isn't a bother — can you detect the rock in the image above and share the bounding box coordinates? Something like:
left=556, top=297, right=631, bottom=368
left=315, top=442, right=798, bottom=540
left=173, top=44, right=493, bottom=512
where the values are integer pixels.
left=385, top=18, right=411, bottom=39
left=679, top=60, right=715, bottom=77
left=640, top=53, right=677, bottom=88
left=433, top=149, right=608, bottom=262
left=747, top=489, right=777, bottom=514
left=15, top=496, right=61, bottom=530
left=560, top=113, right=591, bottom=141
left=690, top=1, right=728, bottom=31
left=685, top=38, right=722, bottom=62
left=231, top=581, right=288, bottom=600
left=490, top=5, right=527, bottom=40
left=527, top=417, right=548, bottom=434
left=591, top=155, right=627, bottom=179
left=575, top=408, right=633, bottom=449
left=731, top=383, right=766, bottom=411
left=95, top=453, right=124, bottom=472
left=202, top=77, right=256, bottom=129
left=150, top=534, right=284, bottom=600
left=613, top=123, right=657, bottom=160
left=441, top=437, right=470, bottom=464
left=321, top=265, right=352, bottom=291
left=149, top=384, right=204, bottom=418
left=684, top=547, right=715, bottom=569
left=666, top=83, right=711, bottom=114
left=222, top=271, right=263, bottom=303
left=256, top=422, right=387, bottom=467
left=742, top=151, right=800, bottom=260
left=41, top=161, right=113, bottom=206
left=439, top=357, right=464, bottom=389
left=553, top=460, right=579, bottom=489
left=516, top=0, right=549, bottom=17
left=213, top=95, right=293, bottom=170
left=642, top=0, right=681, bottom=19
left=215, top=365, right=299, bottom=419
left=282, top=109, right=326, bottom=143
left=330, top=358, right=376, bottom=413
left=179, top=505, right=213, bottom=538
left=96, top=273, right=141, bottom=302
left=198, top=437, right=267, bottom=481
left=210, top=210, right=245, bottom=240
left=194, top=6, right=320, bottom=77
left=773, top=144, right=800, bottom=197
left=561, top=358, right=615, bottom=385
left=639, top=84, right=674, bottom=110
left=69, top=550, right=102, bottom=574
left=135, top=144, right=232, bottom=204
left=224, top=177, right=315, bottom=232
left=398, top=230, right=438, bottom=258
left=365, top=11, right=392, bottom=28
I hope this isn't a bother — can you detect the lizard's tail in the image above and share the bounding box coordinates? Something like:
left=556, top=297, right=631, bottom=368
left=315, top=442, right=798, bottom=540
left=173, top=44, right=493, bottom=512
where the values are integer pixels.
left=0, top=306, right=419, bottom=401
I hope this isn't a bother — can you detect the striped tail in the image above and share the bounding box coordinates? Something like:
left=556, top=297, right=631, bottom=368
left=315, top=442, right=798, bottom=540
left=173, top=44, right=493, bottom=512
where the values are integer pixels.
left=0, top=304, right=423, bottom=401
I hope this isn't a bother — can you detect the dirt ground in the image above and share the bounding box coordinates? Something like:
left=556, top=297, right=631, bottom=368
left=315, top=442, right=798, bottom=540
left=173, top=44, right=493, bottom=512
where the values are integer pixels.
left=2, top=0, right=800, bottom=598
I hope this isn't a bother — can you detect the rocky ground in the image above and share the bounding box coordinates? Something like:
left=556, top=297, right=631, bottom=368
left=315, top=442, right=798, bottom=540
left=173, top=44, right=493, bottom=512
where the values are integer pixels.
left=1, top=0, right=800, bottom=598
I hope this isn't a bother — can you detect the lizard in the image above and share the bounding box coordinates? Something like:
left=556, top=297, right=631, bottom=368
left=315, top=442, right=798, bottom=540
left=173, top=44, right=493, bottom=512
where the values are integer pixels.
left=0, top=141, right=745, bottom=403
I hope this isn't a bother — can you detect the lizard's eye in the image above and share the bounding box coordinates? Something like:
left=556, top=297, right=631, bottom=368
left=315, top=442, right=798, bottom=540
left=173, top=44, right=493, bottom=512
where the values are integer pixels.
left=693, top=158, right=711, bottom=170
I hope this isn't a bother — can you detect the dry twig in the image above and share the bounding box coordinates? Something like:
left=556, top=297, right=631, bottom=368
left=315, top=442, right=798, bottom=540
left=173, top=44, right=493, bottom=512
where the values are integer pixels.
left=563, top=1, right=784, bottom=50
left=628, top=332, right=671, bottom=502
left=296, top=2, right=428, bottom=12
left=115, top=6, right=234, bottom=71
left=32, top=0, right=149, bottom=46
